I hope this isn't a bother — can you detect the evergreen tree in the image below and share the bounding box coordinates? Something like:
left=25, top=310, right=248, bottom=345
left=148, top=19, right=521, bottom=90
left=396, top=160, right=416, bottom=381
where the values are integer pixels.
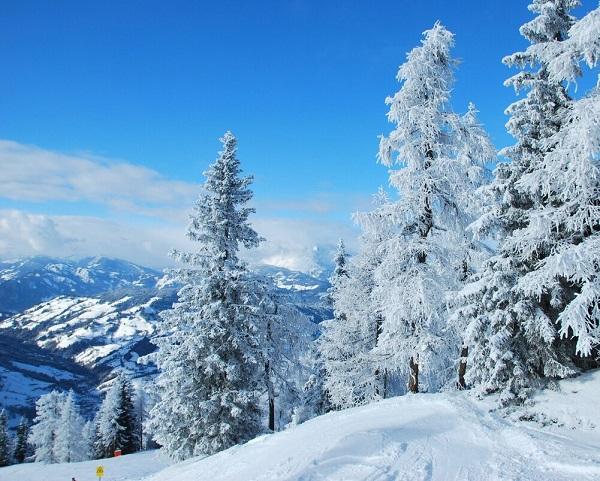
left=134, top=385, right=148, bottom=451
left=374, top=22, right=494, bottom=393
left=81, top=420, right=97, bottom=461
left=55, top=390, right=86, bottom=463
left=149, top=132, right=264, bottom=460
left=320, top=206, right=389, bottom=408
left=458, top=0, right=583, bottom=405
left=256, top=279, right=315, bottom=431
left=0, top=409, right=9, bottom=467
left=14, top=417, right=29, bottom=464
left=329, top=239, right=348, bottom=298
left=313, top=238, right=352, bottom=411
left=29, top=390, right=65, bottom=463
left=516, top=5, right=600, bottom=363
left=290, top=369, right=328, bottom=425
left=96, top=373, right=138, bottom=457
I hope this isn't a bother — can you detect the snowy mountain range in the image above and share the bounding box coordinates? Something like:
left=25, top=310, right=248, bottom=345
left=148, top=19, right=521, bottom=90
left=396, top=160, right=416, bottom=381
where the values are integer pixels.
left=0, top=334, right=98, bottom=426
left=0, top=256, right=161, bottom=316
left=0, top=256, right=332, bottom=423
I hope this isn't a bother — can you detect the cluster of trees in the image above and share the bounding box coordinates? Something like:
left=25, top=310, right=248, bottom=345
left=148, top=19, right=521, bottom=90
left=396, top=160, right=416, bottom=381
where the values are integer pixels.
left=0, top=372, right=146, bottom=465
left=322, top=0, right=600, bottom=407
left=0, top=411, right=29, bottom=467
left=147, top=0, right=600, bottom=461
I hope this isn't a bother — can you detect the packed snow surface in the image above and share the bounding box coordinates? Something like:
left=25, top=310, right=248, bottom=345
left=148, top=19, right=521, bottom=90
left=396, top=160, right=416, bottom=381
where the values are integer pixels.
left=143, top=392, right=600, bottom=481
left=3, top=371, right=599, bottom=481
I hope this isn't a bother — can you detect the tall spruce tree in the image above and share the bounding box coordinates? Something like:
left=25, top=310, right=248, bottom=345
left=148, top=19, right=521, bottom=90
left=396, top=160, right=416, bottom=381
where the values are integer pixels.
left=457, top=0, right=584, bottom=405
left=515, top=5, right=600, bottom=363
left=0, top=409, right=9, bottom=467
left=29, top=390, right=64, bottom=463
left=320, top=204, right=390, bottom=408
left=81, top=420, right=97, bottom=461
left=55, top=390, right=86, bottom=463
left=14, top=417, right=29, bottom=464
left=149, top=131, right=264, bottom=460
left=374, top=22, right=494, bottom=394
left=96, top=373, right=138, bottom=458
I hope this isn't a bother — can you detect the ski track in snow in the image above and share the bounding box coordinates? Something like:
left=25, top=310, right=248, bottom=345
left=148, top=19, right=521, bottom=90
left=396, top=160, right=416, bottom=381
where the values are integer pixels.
left=2, top=387, right=599, bottom=481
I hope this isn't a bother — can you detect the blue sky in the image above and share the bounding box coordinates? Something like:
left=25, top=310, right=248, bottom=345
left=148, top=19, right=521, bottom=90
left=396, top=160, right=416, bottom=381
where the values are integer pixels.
left=0, top=0, right=597, bottom=270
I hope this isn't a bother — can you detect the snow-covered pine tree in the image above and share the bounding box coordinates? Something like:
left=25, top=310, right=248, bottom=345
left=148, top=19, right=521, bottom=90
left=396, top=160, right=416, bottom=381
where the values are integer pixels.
left=290, top=372, right=326, bottom=425
left=149, top=131, right=264, bottom=460
left=0, top=409, right=9, bottom=467
left=329, top=239, right=349, bottom=300
left=81, top=420, right=97, bottom=461
left=29, top=390, right=65, bottom=463
left=374, top=22, right=494, bottom=393
left=307, top=239, right=348, bottom=414
left=458, top=0, right=584, bottom=405
left=116, top=375, right=138, bottom=454
left=516, top=4, right=600, bottom=365
left=133, top=385, right=148, bottom=451
left=255, top=277, right=316, bottom=431
left=320, top=208, right=389, bottom=408
left=14, top=417, right=29, bottom=464
left=319, top=241, right=357, bottom=409
left=55, top=390, right=86, bottom=463
left=96, top=373, right=138, bottom=458
left=288, top=241, right=346, bottom=423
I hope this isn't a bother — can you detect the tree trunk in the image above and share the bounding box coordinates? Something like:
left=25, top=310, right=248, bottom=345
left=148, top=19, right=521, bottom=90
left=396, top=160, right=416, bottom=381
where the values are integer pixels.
left=374, top=314, right=386, bottom=398
left=408, top=356, right=419, bottom=393
left=382, top=370, right=388, bottom=398
left=268, top=396, right=275, bottom=432
left=457, top=345, right=468, bottom=390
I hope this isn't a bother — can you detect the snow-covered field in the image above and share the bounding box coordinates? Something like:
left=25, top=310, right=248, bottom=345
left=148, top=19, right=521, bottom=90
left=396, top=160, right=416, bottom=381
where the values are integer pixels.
left=2, top=371, right=599, bottom=481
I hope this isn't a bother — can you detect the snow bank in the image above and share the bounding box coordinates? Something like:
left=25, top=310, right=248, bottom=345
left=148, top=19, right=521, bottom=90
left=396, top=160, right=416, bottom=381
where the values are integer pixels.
left=520, top=369, right=600, bottom=432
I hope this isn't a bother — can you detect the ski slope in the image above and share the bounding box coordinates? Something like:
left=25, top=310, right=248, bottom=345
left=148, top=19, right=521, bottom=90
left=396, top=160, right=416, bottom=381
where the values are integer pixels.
left=0, top=450, right=171, bottom=481
left=144, top=391, right=600, bottom=481
left=2, top=371, right=599, bottom=481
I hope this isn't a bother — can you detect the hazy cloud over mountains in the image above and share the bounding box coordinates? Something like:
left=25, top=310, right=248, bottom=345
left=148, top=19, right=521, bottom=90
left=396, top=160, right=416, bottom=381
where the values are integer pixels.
left=0, top=140, right=358, bottom=271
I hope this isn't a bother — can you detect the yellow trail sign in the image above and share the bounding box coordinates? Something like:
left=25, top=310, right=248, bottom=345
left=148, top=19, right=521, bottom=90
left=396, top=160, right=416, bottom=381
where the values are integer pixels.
left=96, top=465, right=105, bottom=478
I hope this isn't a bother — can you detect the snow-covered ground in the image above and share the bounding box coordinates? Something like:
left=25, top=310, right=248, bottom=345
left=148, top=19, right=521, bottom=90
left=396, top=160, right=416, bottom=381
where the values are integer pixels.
left=3, top=371, right=599, bottom=481
left=0, top=450, right=172, bottom=481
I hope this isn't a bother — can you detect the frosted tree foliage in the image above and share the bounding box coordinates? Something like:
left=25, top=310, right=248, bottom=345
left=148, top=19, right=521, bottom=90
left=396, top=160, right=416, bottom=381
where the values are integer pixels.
left=81, top=420, right=97, bottom=461
left=150, top=132, right=264, bottom=460
left=55, top=390, right=86, bottom=463
left=330, top=239, right=348, bottom=291
left=320, top=220, right=387, bottom=408
left=458, top=0, right=592, bottom=405
left=516, top=5, right=600, bottom=359
left=374, top=22, right=494, bottom=393
left=29, top=390, right=64, bottom=463
left=256, top=278, right=317, bottom=431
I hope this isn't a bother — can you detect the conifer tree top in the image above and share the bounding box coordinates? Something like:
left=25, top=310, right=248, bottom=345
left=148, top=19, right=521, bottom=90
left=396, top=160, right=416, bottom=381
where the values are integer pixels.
left=175, top=131, right=262, bottom=270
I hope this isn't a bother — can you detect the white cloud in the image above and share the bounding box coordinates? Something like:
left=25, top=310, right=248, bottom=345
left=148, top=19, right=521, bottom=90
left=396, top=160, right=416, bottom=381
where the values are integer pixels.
left=0, top=140, right=362, bottom=273
left=0, top=140, right=200, bottom=218
left=0, top=210, right=357, bottom=272
left=250, top=218, right=358, bottom=274
left=0, top=210, right=180, bottom=268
